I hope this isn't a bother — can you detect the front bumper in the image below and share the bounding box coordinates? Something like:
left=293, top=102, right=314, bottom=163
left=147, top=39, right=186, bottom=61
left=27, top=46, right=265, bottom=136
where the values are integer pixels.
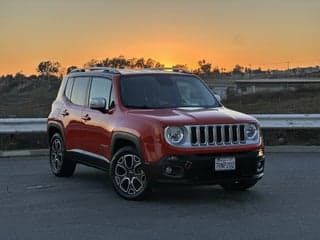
left=147, top=150, right=265, bottom=185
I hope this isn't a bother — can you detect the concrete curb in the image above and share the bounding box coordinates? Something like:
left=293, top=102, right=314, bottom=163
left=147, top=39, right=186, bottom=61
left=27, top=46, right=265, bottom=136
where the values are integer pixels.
left=0, top=149, right=48, bottom=158
left=0, top=146, right=319, bottom=158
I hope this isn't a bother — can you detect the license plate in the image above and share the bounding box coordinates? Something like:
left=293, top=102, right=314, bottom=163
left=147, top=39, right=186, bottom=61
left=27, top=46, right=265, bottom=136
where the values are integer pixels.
left=215, top=156, right=236, bottom=171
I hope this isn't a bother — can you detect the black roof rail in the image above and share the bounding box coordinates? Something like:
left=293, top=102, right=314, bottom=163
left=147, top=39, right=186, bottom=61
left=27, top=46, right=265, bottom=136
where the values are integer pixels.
left=88, top=67, right=120, bottom=74
left=146, top=67, right=191, bottom=74
left=70, top=68, right=85, bottom=73
left=69, top=67, right=120, bottom=74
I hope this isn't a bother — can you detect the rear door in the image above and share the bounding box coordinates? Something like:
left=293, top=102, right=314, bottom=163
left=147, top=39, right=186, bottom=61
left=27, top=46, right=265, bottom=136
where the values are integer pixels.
left=63, top=76, right=90, bottom=151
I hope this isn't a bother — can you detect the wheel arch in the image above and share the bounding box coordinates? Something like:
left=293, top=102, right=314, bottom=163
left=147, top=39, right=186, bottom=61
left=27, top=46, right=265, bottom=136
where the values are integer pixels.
left=47, top=121, right=64, bottom=143
left=111, top=132, right=143, bottom=159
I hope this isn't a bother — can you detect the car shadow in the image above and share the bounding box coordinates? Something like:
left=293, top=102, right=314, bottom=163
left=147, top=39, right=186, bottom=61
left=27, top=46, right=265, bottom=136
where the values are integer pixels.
left=72, top=167, right=265, bottom=204
left=147, top=184, right=264, bottom=204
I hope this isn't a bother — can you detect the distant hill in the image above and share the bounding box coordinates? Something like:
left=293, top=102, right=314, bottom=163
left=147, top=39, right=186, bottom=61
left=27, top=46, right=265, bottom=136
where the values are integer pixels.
left=224, top=86, right=320, bottom=114
left=0, top=75, right=61, bottom=118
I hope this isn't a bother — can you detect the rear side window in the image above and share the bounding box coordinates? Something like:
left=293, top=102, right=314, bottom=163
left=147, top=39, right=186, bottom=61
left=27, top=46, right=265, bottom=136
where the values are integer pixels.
left=89, top=77, right=112, bottom=107
left=70, top=77, right=90, bottom=106
left=65, top=78, right=74, bottom=100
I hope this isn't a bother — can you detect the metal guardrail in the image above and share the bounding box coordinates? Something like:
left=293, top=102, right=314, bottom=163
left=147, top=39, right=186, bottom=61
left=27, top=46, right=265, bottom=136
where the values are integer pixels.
left=0, top=118, right=47, bottom=134
left=253, top=114, right=320, bottom=129
left=0, top=115, right=320, bottom=134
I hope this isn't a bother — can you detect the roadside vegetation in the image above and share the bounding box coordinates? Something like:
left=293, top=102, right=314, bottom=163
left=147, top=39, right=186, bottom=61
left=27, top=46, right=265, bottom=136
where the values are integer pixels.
left=223, top=86, right=320, bottom=114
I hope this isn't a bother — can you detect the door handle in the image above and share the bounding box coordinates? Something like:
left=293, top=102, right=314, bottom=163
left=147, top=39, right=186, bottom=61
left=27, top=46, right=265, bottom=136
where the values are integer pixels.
left=81, top=114, right=91, bottom=121
left=61, top=109, right=69, bottom=117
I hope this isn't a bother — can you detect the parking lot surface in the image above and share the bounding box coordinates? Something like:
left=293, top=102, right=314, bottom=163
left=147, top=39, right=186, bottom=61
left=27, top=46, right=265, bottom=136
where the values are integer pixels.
left=0, top=152, right=319, bottom=240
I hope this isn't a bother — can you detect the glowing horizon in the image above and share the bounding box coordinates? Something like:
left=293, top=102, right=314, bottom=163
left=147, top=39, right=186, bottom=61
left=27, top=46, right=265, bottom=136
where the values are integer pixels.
left=1, top=0, right=319, bottom=75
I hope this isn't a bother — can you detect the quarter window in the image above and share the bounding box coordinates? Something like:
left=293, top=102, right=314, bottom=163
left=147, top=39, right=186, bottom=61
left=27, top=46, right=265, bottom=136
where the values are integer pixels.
left=65, top=78, right=74, bottom=100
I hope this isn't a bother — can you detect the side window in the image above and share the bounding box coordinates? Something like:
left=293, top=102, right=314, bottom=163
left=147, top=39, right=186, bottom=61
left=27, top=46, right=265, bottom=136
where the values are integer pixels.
left=65, top=77, right=74, bottom=100
left=70, top=77, right=90, bottom=106
left=89, top=77, right=112, bottom=107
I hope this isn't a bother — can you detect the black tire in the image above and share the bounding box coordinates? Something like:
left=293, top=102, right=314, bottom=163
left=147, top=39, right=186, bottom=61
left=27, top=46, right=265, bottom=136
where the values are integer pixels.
left=220, top=179, right=258, bottom=191
left=49, top=133, right=76, bottom=177
left=110, top=146, right=150, bottom=200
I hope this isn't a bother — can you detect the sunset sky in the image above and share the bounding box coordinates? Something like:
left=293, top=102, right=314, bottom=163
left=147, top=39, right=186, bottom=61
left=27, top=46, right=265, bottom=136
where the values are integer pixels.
left=0, top=0, right=319, bottom=75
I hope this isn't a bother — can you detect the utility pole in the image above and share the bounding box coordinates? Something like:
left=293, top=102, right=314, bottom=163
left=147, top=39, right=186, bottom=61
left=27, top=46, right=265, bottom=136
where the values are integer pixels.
left=285, top=61, right=290, bottom=70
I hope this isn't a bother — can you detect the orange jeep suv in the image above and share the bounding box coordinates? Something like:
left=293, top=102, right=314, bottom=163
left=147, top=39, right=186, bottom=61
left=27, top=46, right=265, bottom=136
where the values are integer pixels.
left=47, top=67, right=265, bottom=200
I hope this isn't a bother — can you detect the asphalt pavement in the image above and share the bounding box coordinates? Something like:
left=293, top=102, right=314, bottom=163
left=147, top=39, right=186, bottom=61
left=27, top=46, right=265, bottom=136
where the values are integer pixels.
left=0, top=152, right=320, bottom=240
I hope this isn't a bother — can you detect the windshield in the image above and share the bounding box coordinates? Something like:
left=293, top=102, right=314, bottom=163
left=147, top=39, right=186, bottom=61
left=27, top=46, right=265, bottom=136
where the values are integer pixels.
left=120, top=74, right=220, bottom=109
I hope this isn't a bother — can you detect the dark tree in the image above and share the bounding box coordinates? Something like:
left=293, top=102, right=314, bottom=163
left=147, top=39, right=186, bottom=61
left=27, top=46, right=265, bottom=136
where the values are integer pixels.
left=84, top=59, right=103, bottom=68
left=128, top=58, right=137, bottom=68
left=67, top=66, right=78, bottom=74
left=244, top=67, right=252, bottom=74
left=172, top=64, right=188, bottom=70
left=212, top=67, right=220, bottom=75
left=37, top=61, right=61, bottom=76
left=232, top=65, right=244, bottom=75
left=82, top=56, right=164, bottom=70
left=14, top=72, right=26, bottom=81
left=145, top=58, right=157, bottom=68
left=154, top=62, right=164, bottom=68
left=135, top=58, right=145, bottom=68
left=198, top=59, right=212, bottom=74
left=116, top=56, right=130, bottom=68
left=102, top=58, right=110, bottom=67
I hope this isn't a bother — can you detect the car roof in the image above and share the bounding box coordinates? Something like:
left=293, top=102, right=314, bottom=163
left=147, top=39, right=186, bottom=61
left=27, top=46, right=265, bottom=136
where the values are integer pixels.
left=67, top=67, right=193, bottom=78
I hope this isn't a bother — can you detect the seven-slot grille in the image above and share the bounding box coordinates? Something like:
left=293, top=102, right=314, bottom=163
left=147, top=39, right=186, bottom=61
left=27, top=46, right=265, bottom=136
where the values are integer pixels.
left=190, top=124, right=246, bottom=146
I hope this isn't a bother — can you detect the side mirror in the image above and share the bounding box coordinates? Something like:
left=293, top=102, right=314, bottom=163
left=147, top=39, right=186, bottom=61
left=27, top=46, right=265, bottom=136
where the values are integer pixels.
left=89, top=97, right=106, bottom=111
left=214, top=94, right=221, bottom=102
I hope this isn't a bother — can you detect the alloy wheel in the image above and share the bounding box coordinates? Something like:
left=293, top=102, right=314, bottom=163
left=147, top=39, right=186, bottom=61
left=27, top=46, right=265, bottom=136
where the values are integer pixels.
left=50, top=138, right=63, bottom=172
left=114, top=154, right=147, bottom=196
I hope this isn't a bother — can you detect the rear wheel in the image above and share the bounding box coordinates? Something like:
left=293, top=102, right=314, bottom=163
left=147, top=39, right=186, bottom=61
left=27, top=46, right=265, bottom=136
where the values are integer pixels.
left=49, top=133, right=76, bottom=177
left=220, top=180, right=258, bottom=191
left=110, top=147, right=150, bottom=200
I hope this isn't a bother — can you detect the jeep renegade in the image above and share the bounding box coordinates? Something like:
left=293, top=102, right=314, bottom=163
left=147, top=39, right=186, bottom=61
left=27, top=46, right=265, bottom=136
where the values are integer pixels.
left=48, top=67, right=265, bottom=200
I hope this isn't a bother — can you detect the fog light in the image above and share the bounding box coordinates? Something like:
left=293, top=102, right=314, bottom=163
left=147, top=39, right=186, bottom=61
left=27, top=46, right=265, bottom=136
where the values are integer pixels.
left=165, top=166, right=173, bottom=175
left=258, top=149, right=264, bottom=157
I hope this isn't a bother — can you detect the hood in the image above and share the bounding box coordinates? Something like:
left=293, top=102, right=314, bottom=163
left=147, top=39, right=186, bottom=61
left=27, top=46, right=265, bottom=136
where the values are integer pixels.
left=127, top=107, right=257, bottom=126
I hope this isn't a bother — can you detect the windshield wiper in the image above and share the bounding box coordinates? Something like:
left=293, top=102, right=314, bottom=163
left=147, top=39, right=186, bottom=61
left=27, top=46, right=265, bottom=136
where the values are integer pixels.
left=126, top=105, right=153, bottom=109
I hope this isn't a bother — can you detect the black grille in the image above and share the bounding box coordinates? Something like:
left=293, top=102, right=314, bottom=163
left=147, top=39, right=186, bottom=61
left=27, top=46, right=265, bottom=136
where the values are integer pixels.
left=189, top=124, right=246, bottom=146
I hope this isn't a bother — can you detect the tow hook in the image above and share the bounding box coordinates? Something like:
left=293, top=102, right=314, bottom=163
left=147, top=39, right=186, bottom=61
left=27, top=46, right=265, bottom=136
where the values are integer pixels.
left=184, top=161, right=192, bottom=170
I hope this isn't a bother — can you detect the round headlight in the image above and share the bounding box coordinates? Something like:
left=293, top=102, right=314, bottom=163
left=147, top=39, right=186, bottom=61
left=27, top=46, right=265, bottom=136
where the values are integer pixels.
left=165, top=126, right=185, bottom=145
left=245, top=124, right=258, bottom=140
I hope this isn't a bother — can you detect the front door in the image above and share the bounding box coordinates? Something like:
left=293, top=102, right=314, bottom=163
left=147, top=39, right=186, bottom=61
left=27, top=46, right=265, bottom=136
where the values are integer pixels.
left=81, top=77, right=112, bottom=160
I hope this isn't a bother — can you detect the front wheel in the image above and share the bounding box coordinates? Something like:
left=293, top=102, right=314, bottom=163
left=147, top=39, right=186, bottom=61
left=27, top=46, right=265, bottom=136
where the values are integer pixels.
left=220, top=179, right=258, bottom=191
left=110, top=147, right=150, bottom=200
